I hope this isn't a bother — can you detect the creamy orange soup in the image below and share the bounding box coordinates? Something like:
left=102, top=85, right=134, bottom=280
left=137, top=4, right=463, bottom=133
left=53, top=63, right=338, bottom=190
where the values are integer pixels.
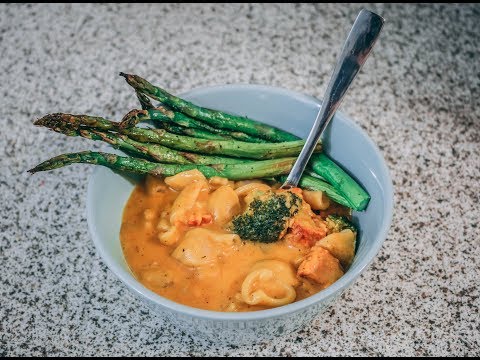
left=120, top=170, right=355, bottom=312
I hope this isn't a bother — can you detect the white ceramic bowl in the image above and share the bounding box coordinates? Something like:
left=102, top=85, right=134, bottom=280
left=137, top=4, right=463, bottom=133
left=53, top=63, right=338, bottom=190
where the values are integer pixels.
left=87, top=84, right=394, bottom=343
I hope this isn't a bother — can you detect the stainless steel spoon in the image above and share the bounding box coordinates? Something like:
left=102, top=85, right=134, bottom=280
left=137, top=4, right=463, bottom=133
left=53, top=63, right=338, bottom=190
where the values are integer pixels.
left=281, top=9, right=384, bottom=189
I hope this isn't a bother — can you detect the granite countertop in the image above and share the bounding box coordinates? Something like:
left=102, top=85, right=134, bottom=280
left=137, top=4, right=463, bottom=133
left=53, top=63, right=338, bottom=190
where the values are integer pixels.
left=1, top=3, right=479, bottom=356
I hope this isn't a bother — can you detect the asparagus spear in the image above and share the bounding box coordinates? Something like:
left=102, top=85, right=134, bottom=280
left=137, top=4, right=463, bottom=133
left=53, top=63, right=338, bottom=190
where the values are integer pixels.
left=80, top=131, right=347, bottom=205
left=148, top=108, right=266, bottom=143
left=120, top=106, right=236, bottom=141
left=277, top=175, right=352, bottom=208
left=133, top=93, right=225, bottom=134
left=120, top=105, right=265, bottom=143
left=154, top=121, right=235, bottom=141
left=79, top=129, right=249, bottom=165
left=35, top=113, right=321, bottom=160
left=120, top=73, right=298, bottom=142
left=28, top=151, right=299, bottom=180
left=120, top=106, right=218, bottom=133
left=120, top=109, right=324, bottom=182
left=131, top=92, right=234, bottom=135
left=32, top=114, right=348, bottom=202
left=35, top=115, right=250, bottom=164
left=28, top=150, right=350, bottom=206
left=124, top=109, right=325, bottom=181
left=34, top=113, right=348, bottom=204
left=120, top=73, right=369, bottom=210
left=35, top=113, right=117, bottom=132
left=123, top=109, right=324, bottom=182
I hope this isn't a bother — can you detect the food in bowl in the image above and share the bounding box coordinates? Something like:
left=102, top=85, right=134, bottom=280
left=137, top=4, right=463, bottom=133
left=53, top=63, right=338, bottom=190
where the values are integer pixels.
left=120, top=170, right=357, bottom=311
left=28, top=72, right=372, bottom=314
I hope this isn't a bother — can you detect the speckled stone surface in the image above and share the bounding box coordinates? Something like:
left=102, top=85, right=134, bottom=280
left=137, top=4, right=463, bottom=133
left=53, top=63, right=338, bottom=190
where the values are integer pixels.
left=1, top=3, right=479, bottom=356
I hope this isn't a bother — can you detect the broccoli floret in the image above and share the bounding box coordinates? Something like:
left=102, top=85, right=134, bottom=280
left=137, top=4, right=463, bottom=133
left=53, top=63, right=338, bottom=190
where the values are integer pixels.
left=325, top=215, right=357, bottom=234
left=231, top=190, right=301, bottom=243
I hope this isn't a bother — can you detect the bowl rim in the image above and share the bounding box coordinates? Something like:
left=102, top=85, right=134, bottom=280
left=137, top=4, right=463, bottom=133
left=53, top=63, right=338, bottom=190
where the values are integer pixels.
left=87, top=83, right=394, bottom=322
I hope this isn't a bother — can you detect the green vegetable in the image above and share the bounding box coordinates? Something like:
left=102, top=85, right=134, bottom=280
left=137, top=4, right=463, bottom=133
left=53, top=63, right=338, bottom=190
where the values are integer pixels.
left=32, top=114, right=352, bottom=208
left=120, top=72, right=298, bottom=142
left=35, top=116, right=248, bottom=165
left=80, top=129, right=249, bottom=165
left=27, top=151, right=298, bottom=181
left=152, top=119, right=236, bottom=141
left=277, top=175, right=352, bottom=208
left=231, top=190, right=302, bottom=243
left=121, top=73, right=370, bottom=210
left=120, top=106, right=220, bottom=134
left=310, top=154, right=369, bottom=211
left=32, top=74, right=370, bottom=211
left=120, top=107, right=266, bottom=143
left=135, top=90, right=155, bottom=110
left=325, top=215, right=357, bottom=234
left=35, top=113, right=321, bottom=160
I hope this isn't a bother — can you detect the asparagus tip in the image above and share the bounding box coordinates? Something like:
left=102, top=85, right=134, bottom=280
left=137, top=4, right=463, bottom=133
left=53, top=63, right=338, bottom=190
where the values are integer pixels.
left=34, top=113, right=69, bottom=126
left=33, top=117, right=44, bottom=126
left=119, top=72, right=137, bottom=87
left=33, top=113, right=82, bottom=136
left=119, top=72, right=136, bottom=84
left=34, top=114, right=54, bottom=126
left=119, top=109, right=148, bottom=129
left=119, top=72, right=157, bottom=95
left=27, top=162, right=50, bottom=174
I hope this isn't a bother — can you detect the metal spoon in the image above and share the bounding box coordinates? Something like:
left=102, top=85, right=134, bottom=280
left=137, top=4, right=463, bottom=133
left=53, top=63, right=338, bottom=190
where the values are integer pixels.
left=281, top=9, right=384, bottom=189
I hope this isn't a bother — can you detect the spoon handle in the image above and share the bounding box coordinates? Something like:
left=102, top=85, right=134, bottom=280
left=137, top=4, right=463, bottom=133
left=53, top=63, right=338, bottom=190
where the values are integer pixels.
left=282, top=9, right=384, bottom=189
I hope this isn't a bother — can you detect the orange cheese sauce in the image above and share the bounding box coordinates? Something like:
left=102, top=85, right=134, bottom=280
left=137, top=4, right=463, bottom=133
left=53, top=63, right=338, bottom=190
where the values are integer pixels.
left=120, top=172, right=351, bottom=312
